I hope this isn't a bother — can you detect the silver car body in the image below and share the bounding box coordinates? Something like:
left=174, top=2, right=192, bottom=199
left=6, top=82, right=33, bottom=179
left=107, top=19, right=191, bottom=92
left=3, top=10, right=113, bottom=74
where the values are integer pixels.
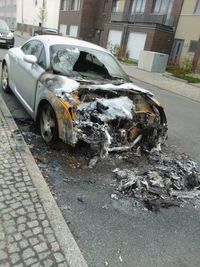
left=3, top=35, right=167, bottom=155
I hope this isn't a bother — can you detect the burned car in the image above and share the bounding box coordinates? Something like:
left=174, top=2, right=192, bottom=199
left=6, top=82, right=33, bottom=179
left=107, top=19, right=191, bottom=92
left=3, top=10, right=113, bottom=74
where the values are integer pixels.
left=1, top=35, right=167, bottom=156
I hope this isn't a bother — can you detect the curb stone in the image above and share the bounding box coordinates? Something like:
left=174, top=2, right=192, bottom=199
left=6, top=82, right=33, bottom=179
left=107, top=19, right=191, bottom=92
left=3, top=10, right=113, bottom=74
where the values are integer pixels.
left=0, top=93, right=88, bottom=267
left=162, top=73, right=188, bottom=83
left=163, top=73, right=200, bottom=88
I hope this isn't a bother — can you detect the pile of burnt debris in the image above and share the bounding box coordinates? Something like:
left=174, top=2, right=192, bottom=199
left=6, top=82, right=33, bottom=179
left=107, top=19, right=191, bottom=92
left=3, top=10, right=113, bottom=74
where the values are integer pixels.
left=112, top=152, right=200, bottom=212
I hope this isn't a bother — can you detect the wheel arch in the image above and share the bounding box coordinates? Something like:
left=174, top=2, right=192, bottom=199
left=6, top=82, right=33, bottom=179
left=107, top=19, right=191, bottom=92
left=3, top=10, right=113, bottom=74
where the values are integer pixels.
left=36, top=99, right=53, bottom=124
left=2, top=54, right=11, bottom=70
left=36, top=97, right=76, bottom=145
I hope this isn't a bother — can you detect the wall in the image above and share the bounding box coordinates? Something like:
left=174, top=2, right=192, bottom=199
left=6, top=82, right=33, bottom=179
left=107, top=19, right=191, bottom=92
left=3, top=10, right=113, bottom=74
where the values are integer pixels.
left=79, top=0, right=101, bottom=41
left=192, top=38, right=200, bottom=72
left=0, top=0, right=16, bottom=29
left=150, top=28, right=174, bottom=54
left=175, top=0, right=200, bottom=63
left=17, top=0, right=60, bottom=32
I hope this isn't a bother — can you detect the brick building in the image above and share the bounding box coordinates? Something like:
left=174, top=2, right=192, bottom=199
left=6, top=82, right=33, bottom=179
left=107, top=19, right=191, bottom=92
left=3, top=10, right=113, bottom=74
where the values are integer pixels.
left=59, top=0, right=112, bottom=45
left=104, top=0, right=184, bottom=60
left=58, top=0, right=184, bottom=60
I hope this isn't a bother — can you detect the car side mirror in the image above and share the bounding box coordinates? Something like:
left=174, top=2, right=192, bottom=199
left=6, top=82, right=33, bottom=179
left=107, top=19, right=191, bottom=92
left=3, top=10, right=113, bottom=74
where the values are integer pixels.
left=23, top=55, right=37, bottom=65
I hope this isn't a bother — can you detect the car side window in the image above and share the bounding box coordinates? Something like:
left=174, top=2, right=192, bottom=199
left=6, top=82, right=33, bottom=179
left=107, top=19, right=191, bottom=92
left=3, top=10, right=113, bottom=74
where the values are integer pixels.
left=86, top=53, right=104, bottom=67
left=37, top=47, right=46, bottom=69
left=21, top=41, right=33, bottom=55
left=21, top=40, right=46, bottom=69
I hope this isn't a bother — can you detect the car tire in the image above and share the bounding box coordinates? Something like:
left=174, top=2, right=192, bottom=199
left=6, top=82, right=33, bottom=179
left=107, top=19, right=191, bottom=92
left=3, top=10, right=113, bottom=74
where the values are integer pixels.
left=1, top=63, right=11, bottom=93
left=39, top=103, right=58, bottom=144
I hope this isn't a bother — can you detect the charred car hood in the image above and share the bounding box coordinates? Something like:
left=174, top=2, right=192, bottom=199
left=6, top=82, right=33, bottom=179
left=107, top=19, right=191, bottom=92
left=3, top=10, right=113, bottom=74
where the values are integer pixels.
left=88, top=83, right=154, bottom=97
left=41, top=73, right=167, bottom=156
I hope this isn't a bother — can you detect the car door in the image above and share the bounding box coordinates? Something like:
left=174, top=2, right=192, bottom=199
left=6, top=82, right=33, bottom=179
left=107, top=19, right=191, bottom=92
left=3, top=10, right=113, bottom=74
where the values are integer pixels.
left=12, top=40, right=46, bottom=112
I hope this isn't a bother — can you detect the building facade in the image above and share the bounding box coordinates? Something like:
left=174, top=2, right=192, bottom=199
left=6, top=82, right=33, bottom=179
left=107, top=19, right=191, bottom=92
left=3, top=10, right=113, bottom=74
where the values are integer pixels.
left=16, top=0, right=60, bottom=34
left=170, top=0, right=200, bottom=72
left=58, top=0, right=112, bottom=45
left=103, top=0, right=184, bottom=60
left=0, top=0, right=16, bottom=29
left=58, top=0, right=184, bottom=60
left=0, top=0, right=61, bottom=33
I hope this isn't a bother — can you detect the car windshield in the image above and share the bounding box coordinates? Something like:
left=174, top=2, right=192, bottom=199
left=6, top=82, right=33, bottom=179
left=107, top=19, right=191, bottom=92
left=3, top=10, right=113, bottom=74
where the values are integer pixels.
left=50, top=45, right=130, bottom=83
left=0, top=20, right=9, bottom=31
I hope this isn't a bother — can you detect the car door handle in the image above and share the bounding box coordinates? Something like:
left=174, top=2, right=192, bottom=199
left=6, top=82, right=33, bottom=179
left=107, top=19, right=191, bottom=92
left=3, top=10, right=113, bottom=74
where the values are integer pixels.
left=15, top=58, right=19, bottom=64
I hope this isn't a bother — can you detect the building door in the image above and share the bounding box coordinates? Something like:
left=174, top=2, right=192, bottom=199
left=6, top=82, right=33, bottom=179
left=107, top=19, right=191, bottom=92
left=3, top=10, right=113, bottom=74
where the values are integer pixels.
left=127, top=32, right=147, bottom=60
left=60, top=24, right=67, bottom=35
left=69, top=25, right=78, bottom=37
left=107, top=30, right=123, bottom=53
left=170, top=39, right=184, bottom=63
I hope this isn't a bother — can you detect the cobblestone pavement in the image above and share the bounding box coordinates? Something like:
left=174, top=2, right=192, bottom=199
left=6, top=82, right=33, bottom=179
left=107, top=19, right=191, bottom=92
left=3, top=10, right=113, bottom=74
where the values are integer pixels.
left=0, top=109, right=69, bottom=266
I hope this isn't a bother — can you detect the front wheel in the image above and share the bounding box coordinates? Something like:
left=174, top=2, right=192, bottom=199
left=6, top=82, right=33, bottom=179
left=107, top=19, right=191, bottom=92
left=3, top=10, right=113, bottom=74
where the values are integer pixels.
left=1, top=63, right=11, bottom=93
left=39, top=103, right=58, bottom=144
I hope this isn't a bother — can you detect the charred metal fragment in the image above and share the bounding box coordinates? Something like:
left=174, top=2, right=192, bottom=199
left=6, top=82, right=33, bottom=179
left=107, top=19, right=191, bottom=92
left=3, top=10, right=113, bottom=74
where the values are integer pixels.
left=112, top=153, right=200, bottom=211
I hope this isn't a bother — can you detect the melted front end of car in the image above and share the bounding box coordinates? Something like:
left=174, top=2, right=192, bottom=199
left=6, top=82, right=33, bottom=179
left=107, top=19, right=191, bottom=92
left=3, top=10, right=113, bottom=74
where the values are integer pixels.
left=53, top=81, right=167, bottom=157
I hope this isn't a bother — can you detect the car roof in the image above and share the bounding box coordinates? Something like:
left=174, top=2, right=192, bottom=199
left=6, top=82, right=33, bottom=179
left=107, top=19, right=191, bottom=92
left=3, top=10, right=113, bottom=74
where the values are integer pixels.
left=31, top=35, right=110, bottom=54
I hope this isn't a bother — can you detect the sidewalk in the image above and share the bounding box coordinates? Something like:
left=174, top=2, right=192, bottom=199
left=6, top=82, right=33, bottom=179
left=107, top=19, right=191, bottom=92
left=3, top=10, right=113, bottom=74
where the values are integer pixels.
left=15, top=31, right=31, bottom=40
left=122, top=64, right=200, bottom=103
left=0, top=94, right=88, bottom=266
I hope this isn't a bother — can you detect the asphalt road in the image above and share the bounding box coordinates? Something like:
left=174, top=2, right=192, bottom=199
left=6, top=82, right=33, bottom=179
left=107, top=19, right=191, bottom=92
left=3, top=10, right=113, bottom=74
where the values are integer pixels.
left=0, top=34, right=200, bottom=267
left=131, top=79, right=200, bottom=165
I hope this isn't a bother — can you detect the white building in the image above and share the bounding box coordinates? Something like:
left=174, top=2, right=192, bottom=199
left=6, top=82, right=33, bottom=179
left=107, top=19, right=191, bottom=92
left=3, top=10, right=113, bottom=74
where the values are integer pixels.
left=17, top=0, right=60, bottom=33
left=0, top=0, right=60, bottom=33
left=0, top=0, right=17, bottom=29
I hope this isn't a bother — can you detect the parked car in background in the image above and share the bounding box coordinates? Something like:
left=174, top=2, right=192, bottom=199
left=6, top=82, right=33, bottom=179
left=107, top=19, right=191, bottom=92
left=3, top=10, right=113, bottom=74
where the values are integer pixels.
left=33, top=28, right=58, bottom=36
left=1, top=35, right=167, bottom=155
left=0, top=19, right=14, bottom=48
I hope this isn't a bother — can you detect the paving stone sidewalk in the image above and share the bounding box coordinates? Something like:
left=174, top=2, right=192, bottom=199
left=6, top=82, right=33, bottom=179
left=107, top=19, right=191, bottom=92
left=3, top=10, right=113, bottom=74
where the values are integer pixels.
left=0, top=94, right=88, bottom=267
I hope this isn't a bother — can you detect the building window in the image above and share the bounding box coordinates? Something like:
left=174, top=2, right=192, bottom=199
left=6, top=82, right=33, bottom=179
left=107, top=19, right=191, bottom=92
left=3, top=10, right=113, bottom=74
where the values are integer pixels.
left=71, top=0, right=81, bottom=11
left=112, top=0, right=120, bottom=12
left=188, top=40, right=198, bottom=53
left=152, top=0, right=171, bottom=14
left=194, top=0, right=200, bottom=13
left=131, top=0, right=146, bottom=14
left=61, top=0, right=69, bottom=11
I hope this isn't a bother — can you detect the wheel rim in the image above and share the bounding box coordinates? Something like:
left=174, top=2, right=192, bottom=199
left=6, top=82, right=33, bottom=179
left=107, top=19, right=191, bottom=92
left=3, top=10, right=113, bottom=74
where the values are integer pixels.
left=2, top=65, right=8, bottom=90
left=40, top=106, right=56, bottom=143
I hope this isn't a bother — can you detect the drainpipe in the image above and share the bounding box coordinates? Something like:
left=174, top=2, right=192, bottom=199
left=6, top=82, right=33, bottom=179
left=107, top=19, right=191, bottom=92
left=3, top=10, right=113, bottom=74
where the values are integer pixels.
left=4, top=0, right=6, bottom=21
left=192, top=37, right=200, bottom=73
left=121, top=24, right=128, bottom=58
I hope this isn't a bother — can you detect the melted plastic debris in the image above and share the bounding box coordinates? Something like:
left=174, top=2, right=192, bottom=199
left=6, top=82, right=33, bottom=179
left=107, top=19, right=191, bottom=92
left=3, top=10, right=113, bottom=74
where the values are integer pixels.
left=74, top=85, right=167, bottom=157
left=112, top=153, right=200, bottom=211
left=79, top=96, right=135, bottom=122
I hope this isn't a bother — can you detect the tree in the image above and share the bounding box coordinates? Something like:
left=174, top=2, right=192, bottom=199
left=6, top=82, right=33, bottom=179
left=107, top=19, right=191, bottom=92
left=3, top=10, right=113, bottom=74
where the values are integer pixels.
left=38, top=0, right=48, bottom=28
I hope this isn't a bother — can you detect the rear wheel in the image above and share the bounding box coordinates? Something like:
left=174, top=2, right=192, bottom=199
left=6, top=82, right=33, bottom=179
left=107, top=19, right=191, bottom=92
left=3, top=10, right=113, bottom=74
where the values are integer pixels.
left=39, top=103, right=58, bottom=144
left=1, top=63, right=11, bottom=93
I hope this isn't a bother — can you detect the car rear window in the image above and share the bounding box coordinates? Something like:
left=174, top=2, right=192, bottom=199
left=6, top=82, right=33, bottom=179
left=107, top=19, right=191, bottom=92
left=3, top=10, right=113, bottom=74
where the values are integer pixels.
left=0, top=20, right=9, bottom=31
